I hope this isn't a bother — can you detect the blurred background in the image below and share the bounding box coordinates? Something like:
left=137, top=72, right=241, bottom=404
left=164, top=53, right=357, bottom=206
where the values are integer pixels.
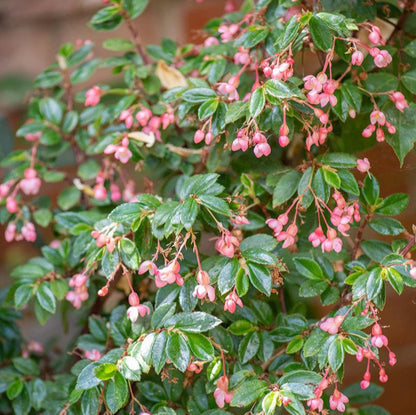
left=0, top=1, right=415, bottom=413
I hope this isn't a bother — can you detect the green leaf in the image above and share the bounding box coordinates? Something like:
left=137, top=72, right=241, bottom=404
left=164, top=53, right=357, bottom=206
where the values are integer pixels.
left=265, top=79, right=302, bottom=100
left=323, top=169, right=341, bottom=188
left=241, top=248, right=277, bottom=265
left=375, top=193, right=409, bottom=216
left=369, top=217, right=404, bottom=236
left=34, top=71, right=63, bottom=88
left=293, top=257, right=323, bottom=280
left=58, top=186, right=81, bottom=210
left=286, top=335, right=304, bottom=354
left=338, top=169, right=360, bottom=195
left=273, top=170, right=301, bottom=207
left=13, top=358, right=40, bottom=376
left=328, top=337, right=344, bottom=371
left=33, top=209, right=52, bottom=227
left=309, top=16, right=333, bottom=51
left=199, top=195, right=231, bottom=216
left=198, top=98, right=219, bottom=120
left=103, top=38, right=135, bottom=51
left=36, top=284, right=56, bottom=313
left=385, top=103, right=416, bottom=165
left=360, top=240, right=391, bottom=262
left=387, top=268, right=404, bottom=295
left=249, top=87, right=265, bottom=118
left=262, top=391, right=279, bottom=415
left=120, top=238, right=140, bottom=270
left=151, top=303, right=176, bottom=328
left=14, top=284, right=33, bottom=309
left=228, top=319, right=254, bottom=336
left=238, top=331, right=260, bottom=363
left=320, top=152, right=357, bottom=169
left=119, top=356, right=141, bottom=381
left=366, top=268, right=383, bottom=300
left=7, top=378, right=23, bottom=400
left=343, top=382, right=383, bottom=404
left=109, top=203, right=142, bottom=223
left=122, top=0, right=149, bottom=19
left=230, top=379, right=268, bottom=407
left=180, top=198, right=199, bottom=230
left=404, top=39, right=416, bottom=57
left=152, top=331, right=168, bottom=374
left=94, top=363, right=118, bottom=380
left=179, top=278, right=198, bottom=312
left=182, top=88, right=216, bottom=103
left=303, top=328, right=328, bottom=357
left=225, top=101, right=248, bottom=124
left=402, top=69, right=416, bottom=94
left=39, top=98, right=63, bottom=125
left=71, top=59, right=101, bottom=83
left=62, top=111, right=78, bottom=134
left=362, top=174, right=379, bottom=206
left=166, top=312, right=222, bottom=332
left=277, top=16, right=301, bottom=49
left=240, top=234, right=277, bottom=252
left=167, top=332, right=190, bottom=372
left=247, top=262, right=272, bottom=295
left=105, top=372, right=128, bottom=413
left=186, top=333, right=214, bottom=361
left=218, top=258, right=239, bottom=294
left=236, top=27, right=269, bottom=48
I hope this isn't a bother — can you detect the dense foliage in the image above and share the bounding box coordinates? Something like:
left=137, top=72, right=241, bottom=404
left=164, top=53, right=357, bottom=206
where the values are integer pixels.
left=1, top=0, right=416, bottom=414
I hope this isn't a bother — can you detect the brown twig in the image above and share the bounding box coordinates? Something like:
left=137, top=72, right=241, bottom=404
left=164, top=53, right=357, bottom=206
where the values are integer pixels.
left=387, top=0, right=415, bottom=45
left=121, top=10, right=149, bottom=65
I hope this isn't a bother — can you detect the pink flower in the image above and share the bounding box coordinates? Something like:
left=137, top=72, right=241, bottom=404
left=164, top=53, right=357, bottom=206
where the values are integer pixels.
left=104, top=138, right=132, bottom=164
left=271, top=59, right=294, bottom=81
left=351, top=50, right=364, bottom=65
left=204, top=36, right=219, bottom=47
left=213, top=376, right=233, bottom=408
left=93, top=184, right=107, bottom=200
left=231, top=130, right=249, bottom=152
left=85, top=349, right=101, bottom=361
left=136, top=108, right=152, bottom=126
left=308, top=227, right=326, bottom=248
left=155, top=260, right=183, bottom=288
left=161, top=113, right=175, bottom=129
left=192, top=270, right=216, bottom=302
left=127, top=304, right=150, bottom=322
left=119, top=110, right=134, bottom=129
left=389, top=91, right=409, bottom=113
left=139, top=260, right=158, bottom=276
left=69, top=273, right=88, bottom=288
left=320, top=315, right=344, bottom=335
left=20, top=168, right=41, bottom=195
left=194, top=129, right=205, bottom=144
left=234, top=47, right=250, bottom=65
left=231, top=215, right=250, bottom=225
left=307, top=397, right=324, bottom=412
left=110, top=184, right=121, bottom=202
left=21, top=222, right=36, bottom=242
left=329, top=389, right=349, bottom=412
left=224, top=291, right=243, bottom=313
left=409, top=267, right=416, bottom=280
left=371, top=49, right=392, bottom=68
left=5, top=222, right=16, bottom=242
left=85, top=86, right=102, bottom=107
left=215, top=230, right=240, bottom=258
left=217, top=76, right=239, bottom=101
left=370, top=110, right=386, bottom=125
left=357, top=158, right=371, bottom=173
left=66, top=287, right=88, bottom=309
left=362, top=124, right=375, bottom=138
left=368, top=26, right=384, bottom=45
left=6, top=196, right=18, bottom=213
left=370, top=324, right=388, bottom=348
left=218, top=24, right=239, bottom=42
